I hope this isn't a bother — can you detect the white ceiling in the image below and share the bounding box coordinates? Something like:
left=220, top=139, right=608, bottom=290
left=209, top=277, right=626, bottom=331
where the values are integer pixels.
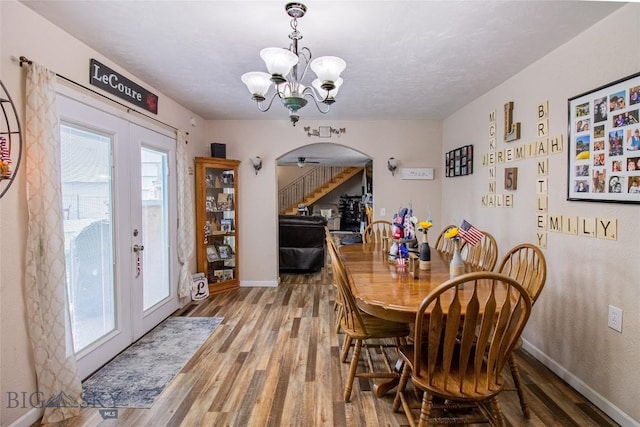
left=20, top=0, right=624, bottom=164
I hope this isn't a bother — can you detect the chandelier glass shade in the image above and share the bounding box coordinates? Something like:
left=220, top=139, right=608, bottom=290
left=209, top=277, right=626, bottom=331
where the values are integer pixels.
left=241, top=2, right=346, bottom=126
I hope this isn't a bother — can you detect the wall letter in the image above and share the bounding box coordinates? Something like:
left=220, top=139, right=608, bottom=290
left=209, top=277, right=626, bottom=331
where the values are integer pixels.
left=597, top=217, right=617, bottom=240
left=504, top=101, right=521, bottom=142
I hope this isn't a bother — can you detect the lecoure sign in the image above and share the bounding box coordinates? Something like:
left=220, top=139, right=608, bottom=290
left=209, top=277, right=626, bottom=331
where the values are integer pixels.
left=89, top=59, right=159, bottom=114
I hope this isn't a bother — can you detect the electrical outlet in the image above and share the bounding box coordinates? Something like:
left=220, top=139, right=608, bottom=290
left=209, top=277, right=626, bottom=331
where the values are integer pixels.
left=608, top=305, right=623, bottom=333
left=380, top=208, right=386, bottom=216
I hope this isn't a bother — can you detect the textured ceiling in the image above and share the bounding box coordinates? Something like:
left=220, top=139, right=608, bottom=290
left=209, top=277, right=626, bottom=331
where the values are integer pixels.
left=21, top=0, right=623, bottom=126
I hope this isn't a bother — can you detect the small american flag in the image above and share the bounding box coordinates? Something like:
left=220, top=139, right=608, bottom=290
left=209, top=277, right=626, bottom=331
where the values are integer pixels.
left=458, top=220, right=484, bottom=246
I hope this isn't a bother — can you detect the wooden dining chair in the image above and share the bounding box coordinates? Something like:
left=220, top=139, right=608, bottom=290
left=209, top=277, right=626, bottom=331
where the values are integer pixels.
left=497, top=243, right=547, bottom=419
left=460, top=230, right=498, bottom=271
left=326, top=239, right=410, bottom=402
left=362, top=220, right=393, bottom=245
left=434, top=224, right=458, bottom=255
left=325, top=228, right=346, bottom=335
left=393, top=272, right=532, bottom=427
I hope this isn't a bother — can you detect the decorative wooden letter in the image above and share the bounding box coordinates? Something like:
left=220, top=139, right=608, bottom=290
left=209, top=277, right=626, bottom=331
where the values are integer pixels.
left=504, top=167, right=518, bottom=190
left=504, top=101, right=521, bottom=142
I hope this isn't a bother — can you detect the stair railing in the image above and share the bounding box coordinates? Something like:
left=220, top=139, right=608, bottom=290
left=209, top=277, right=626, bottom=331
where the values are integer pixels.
left=279, top=166, right=348, bottom=213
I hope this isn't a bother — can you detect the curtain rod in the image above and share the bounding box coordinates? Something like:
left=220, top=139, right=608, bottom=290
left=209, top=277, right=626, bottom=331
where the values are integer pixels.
left=19, top=55, right=178, bottom=132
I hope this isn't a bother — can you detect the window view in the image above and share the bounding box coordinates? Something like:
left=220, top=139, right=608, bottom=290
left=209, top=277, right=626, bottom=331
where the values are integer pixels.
left=61, top=124, right=114, bottom=352
left=140, top=147, right=170, bottom=310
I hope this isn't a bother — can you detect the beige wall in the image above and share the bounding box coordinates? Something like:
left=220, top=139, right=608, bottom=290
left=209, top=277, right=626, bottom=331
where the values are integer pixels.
left=205, top=120, right=443, bottom=286
left=1, top=0, right=638, bottom=426
left=442, top=4, right=640, bottom=425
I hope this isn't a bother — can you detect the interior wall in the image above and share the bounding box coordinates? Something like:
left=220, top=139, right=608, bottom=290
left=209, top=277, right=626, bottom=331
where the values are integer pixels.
left=206, top=119, right=443, bottom=285
left=441, top=4, right=640, bottom=425
left=0, top=2, right=206, bottom=425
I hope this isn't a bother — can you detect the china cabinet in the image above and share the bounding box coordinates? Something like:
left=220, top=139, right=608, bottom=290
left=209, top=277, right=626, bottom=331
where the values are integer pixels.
left=195, top=157, right=240, bottom=294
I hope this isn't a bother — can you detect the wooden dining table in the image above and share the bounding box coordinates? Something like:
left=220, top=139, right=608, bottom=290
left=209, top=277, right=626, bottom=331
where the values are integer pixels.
left=339, top=242, right=471, bottom=324
left=337, top=242, right=481, bottom=397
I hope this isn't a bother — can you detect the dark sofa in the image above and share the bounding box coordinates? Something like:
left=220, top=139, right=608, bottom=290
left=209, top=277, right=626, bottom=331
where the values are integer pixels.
left=279, top=215, right=327, bottom=272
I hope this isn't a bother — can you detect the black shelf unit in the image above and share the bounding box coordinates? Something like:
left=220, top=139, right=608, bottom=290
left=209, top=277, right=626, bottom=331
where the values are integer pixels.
left=339, top=195, right=362, bottom=232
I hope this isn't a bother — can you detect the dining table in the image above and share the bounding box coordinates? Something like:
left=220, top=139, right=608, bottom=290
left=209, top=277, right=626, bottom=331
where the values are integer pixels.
left=338, top=242, right=474, bottom=324
left=336, top=241, right=483, bottom=396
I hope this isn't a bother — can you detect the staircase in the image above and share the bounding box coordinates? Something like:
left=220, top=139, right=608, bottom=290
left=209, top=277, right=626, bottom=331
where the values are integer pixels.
left=279, top=166, right=364, bottom=215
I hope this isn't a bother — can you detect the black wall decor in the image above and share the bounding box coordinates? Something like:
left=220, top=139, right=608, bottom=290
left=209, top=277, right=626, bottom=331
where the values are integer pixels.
left=445, top=145, right=473, bottom=177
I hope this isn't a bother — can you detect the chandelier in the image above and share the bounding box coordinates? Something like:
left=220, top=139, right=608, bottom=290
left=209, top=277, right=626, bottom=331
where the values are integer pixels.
left=241, top=2, right=346, bottom=126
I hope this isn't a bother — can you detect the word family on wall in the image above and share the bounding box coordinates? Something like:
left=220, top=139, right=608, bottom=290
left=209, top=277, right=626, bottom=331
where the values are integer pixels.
left=481, top=101, right=617, bottom=248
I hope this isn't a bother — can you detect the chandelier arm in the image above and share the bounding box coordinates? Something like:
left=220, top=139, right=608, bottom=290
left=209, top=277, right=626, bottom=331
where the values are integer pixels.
left=255, top=91, right=281, bottom=113
left=302, top=91, right=331, bottom=114
left=303, top=86, right=330, bottom=104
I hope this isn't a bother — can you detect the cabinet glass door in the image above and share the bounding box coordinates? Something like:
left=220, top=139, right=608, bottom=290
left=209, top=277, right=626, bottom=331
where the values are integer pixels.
left=203, top=167, right=236, bottom=285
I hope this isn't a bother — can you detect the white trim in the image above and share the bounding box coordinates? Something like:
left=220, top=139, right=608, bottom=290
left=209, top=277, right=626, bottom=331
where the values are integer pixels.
left=8, top=407, right=42, bottom=427
left=56, top=83, right=175, bottom=139
left=522, top=340, right=639, bottom=427
left=240, top=280, right=279, bottom=288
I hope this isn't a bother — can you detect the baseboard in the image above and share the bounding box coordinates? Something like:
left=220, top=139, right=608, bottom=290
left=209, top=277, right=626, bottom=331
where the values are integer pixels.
left=522, top=340, right=639, bottom=427
left=240, top=280, right=279, bottom=288
left=8, top=407, right=42, bottom=427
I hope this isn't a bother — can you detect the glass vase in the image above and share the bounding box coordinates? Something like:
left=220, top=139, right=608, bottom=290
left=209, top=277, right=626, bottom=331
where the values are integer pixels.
left=449, top=239, right=464, bottom=279
left=419, top=232, right=431, bottom=270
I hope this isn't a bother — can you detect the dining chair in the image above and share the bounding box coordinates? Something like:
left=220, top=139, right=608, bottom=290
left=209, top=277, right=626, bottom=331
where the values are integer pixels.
left=326, top=239, right=410, bottom=402
left=325, top=227, right=345, bottom=335
left=393, top=272, right=532, bottom=427
left=496, top=243, right=547, bottom=419
left=362, top=220, right=393, bottom=246
left=459, top=230, right=498, bottom=271
left=434, top=224, right=458, bottom=255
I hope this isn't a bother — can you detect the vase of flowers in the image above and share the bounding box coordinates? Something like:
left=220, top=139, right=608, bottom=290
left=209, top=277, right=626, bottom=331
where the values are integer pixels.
left=445, top=226, right=464, bottom=279
left=417, top=220, right=433, bottom=270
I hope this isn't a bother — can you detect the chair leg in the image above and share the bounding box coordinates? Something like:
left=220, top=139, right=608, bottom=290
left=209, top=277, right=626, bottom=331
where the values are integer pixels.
left=344, top=339, right=362, bottom=402
left=509, top=353, right=531, bottom=418
left=340, top=335, right=353, bottom=363
left=334, top=304, right=343, bottom=334
left=489, top=396, right=505, bottom=427
left=393, top=363, right=411, bottom=412
left=418, top=392, right=433, bottom=427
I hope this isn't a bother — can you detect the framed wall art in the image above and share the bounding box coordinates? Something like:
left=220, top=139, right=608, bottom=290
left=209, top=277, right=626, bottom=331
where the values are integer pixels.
left=445, top=144, right=473, bottom=177
left=568, top=71, right=640, bottom=203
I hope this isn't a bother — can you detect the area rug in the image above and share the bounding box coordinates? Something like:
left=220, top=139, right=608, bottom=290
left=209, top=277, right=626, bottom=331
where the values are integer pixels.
left=82, top=316, right=223, bottom=408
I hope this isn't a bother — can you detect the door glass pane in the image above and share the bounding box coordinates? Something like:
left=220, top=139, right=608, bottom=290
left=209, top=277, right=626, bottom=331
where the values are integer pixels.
left=141, top=147, right=170, bottom=309
left=61, top=124, right=114, bottom=352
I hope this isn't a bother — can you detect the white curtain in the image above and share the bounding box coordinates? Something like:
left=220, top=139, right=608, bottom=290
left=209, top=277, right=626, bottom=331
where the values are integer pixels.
left=24, top=63, right=82, bottom=422
left=176, top=131, right=195, bottom=298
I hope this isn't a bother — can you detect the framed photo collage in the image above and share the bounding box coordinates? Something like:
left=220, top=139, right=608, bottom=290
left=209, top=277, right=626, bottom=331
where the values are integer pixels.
left=568, top=72, right=640, bottom=203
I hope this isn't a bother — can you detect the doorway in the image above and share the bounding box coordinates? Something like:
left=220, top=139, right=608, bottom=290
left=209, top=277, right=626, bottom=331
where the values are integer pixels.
left=58, top=92, right=179, bottom=379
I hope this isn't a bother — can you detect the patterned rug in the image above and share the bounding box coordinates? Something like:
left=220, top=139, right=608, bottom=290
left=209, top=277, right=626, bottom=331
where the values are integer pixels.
left=82, top=316, right=223, bottom=408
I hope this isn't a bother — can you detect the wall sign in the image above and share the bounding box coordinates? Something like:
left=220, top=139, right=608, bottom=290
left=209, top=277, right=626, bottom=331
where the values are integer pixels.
left=401, top=167, right=434, bottom=180
left=89, top=59, right=159, bottom=114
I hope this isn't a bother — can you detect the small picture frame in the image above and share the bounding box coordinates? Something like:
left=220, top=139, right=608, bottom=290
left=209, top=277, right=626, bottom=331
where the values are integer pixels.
left=220, top=218, right=233, bottom=233
left=206, top=245, right=219, bottom=262
left=217, top=192, right=233, bottom=210
left=217, top=244, right=232, bottom=259
left=319, top=126, right=331, bottom=138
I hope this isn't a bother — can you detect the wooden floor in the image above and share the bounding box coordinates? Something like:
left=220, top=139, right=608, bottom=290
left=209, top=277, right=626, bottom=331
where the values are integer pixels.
left=39, top=269, right=619, bottom=427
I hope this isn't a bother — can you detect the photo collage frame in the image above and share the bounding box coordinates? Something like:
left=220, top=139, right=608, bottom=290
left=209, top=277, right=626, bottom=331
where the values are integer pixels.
left=568, top=72, right=640, bottom=203
left=445, top=145, right=473, bottom=177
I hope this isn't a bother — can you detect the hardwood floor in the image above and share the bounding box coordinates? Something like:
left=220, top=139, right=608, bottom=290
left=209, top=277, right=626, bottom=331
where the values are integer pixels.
left=39, top=269, right=619, bottom=426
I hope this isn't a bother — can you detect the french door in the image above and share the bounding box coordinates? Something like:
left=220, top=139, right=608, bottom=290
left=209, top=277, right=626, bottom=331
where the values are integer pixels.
left=58, top=91, right=178, bottom=379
